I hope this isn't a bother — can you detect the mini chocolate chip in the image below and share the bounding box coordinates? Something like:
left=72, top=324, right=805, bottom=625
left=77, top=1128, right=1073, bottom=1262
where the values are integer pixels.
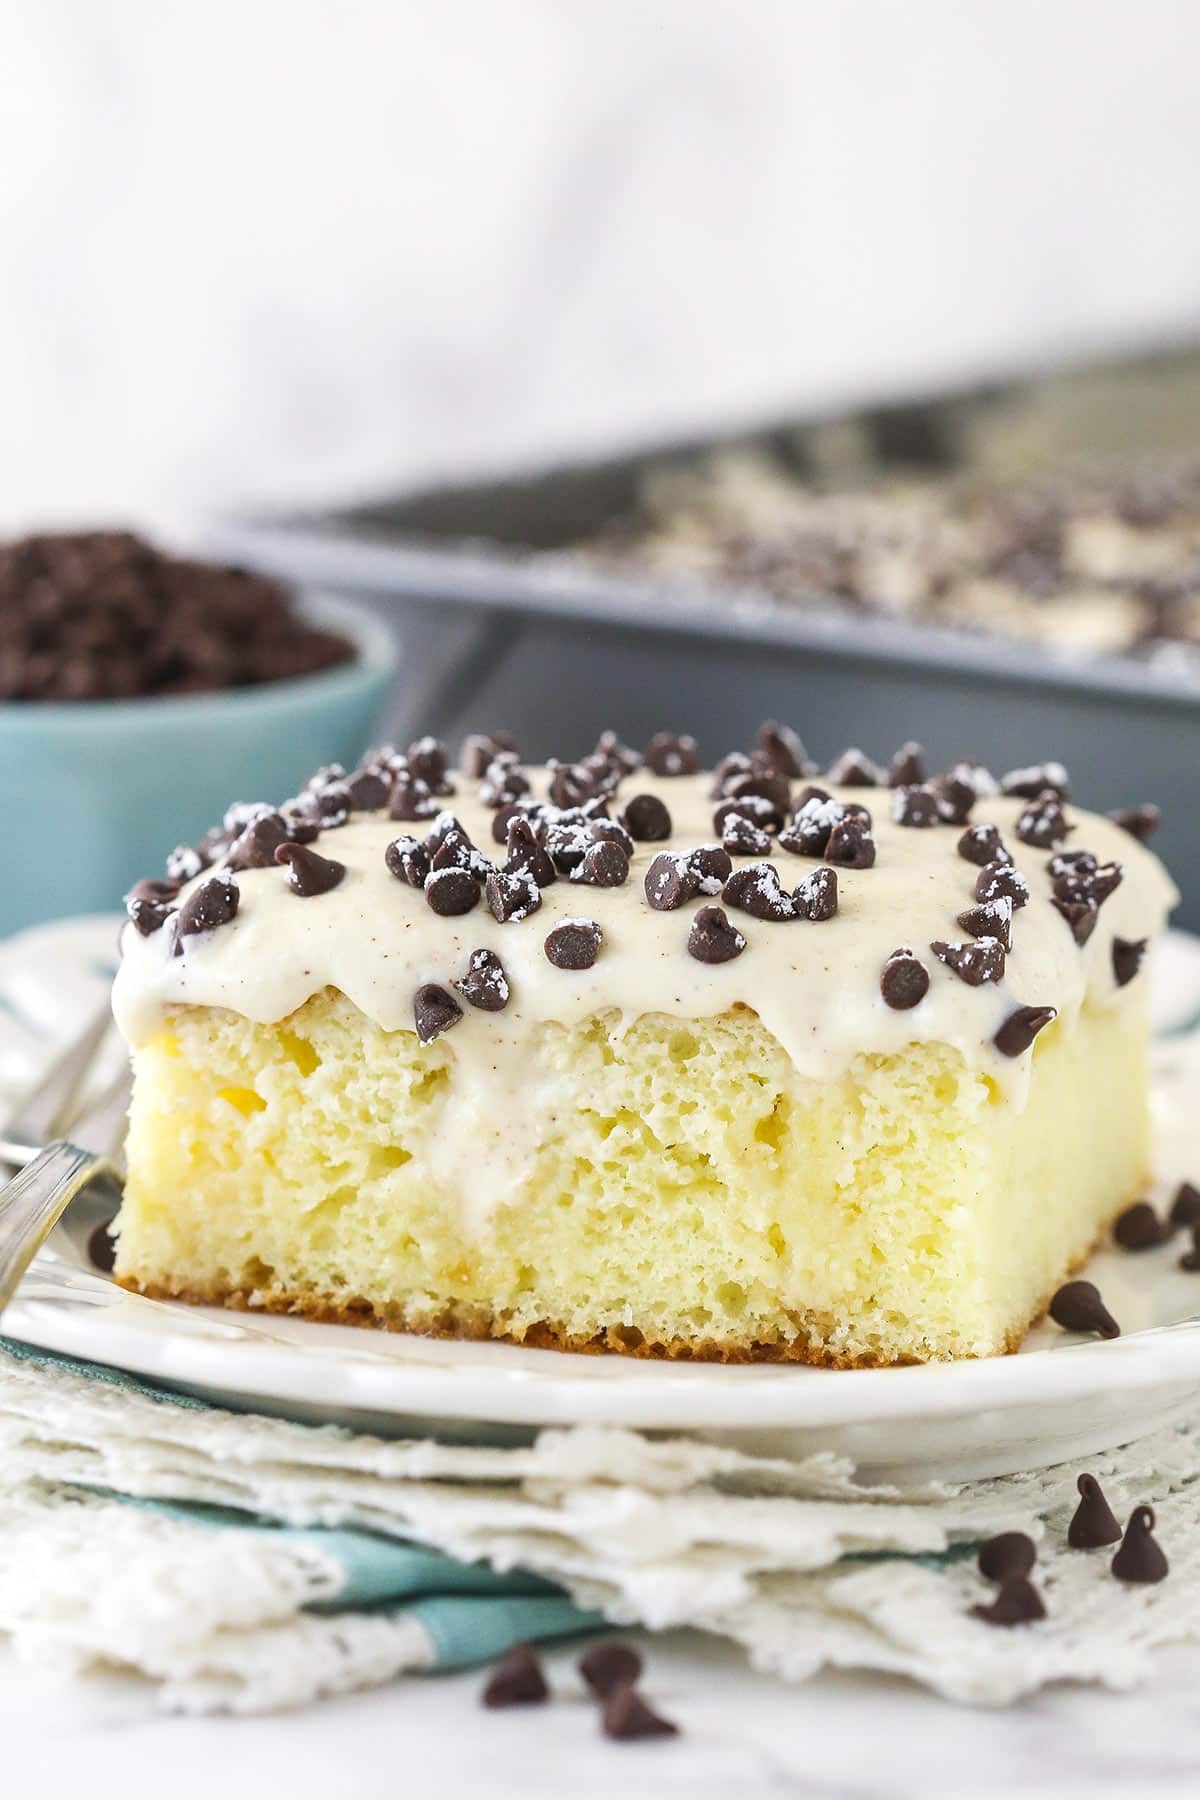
left=481, top=1643, right=548, bottom=1708
left=724, top=767, right=791, bottom=814
left=880, top=948, right=930, bottom=1010
left=579, top=1643, right=643, bottom=1701
left=461, top=731, right=517, bottom=778
left=644, top=852, right=698, bottom=911
left=826, top=747, right=883, bottom=786
left=424, top=867, right=481, bottom=916
left=757, top=719, right=809, bottom=778
left=975, top=861, right=1029, bottom=909
left=479, top=752, right=530, bottom=808
left=405, top=735, right=453, bottom=794
left=274, top=842, right=346, bottom=897
left=1108, top=804, right=1161, bottom=843
left=412, top=982, right=462, bottom=1044
left=1051, top=895, right=1098, bottom=945
left=1111, top=1506, right=1168, bottom=1584
left=571, top=840, right=630, bottom=887
left=930, top=937, right=1005, bottom=986
left=1001, top=761, right=1070, bottom=801
left=1068, top=1473, right=1123, bottom=1549
left=602, top=1683, right=679, bottom=1741
left=620, top=793, right=672, bottom=841
left=453, top=947, right=510, bottom=1012
left=958, top=824, right=1010, bottom=868
left=227, top=812, right=291, bottom=871
left=891, top=784, right=939, bottom=828
left=932, top=775, right=976, bottom=826
left=484, top=869, right=541, bottom=923
left=956, top=897, right=1013, bottom=951
left=1180, top=1224, right=1200, bottom=1271
left=993, top=1004, right=1056, bottom=1057
left=124, top=877, right=180, bottom=936
left=709, top=750, right=751, bottom=797
left=971, top=1578, right=1046, bottom=1627
left=1113, top=1201, right=1169, bottom=1251
left=173, top=876, right=239, bottom=951
left=1170, top=1181, right=1200, bottom=1230
left=166, top=843, right=207, bottom=883
left=1112, top=936, right=1148, bottom=988
left=825, top=816, right=876, bottom=869
left=887, top=741, right=926, bottom=788
left=794, top=865, right=838, bottom=921
left=722, top=813, right=773, bottom=855
left=547, top=759, right=597, bottom=809
left=978, top=1532, right=1036, bottom=1583
left=689, top=844, right=734, bottom=891
left=643, top=732, right=700, bottom=776
left=505, top=817, right=557, bottom=887
left=1017, top=790, right=1070, bottom=849
left=389, top=774, right=438, bottom=821
left=591, top=728, right=640, bottom=776
left=490, top=801, right=532, bottom=846
left=722, top=863, right=796, bottom=921
left=345, top=767, right=391, bottom=811
left=545, top=918, right=602, bottom=969
left=385, top=835, right=430, bottom=887
left=87, top=1217, right=118, bottom=1273
left=778, top=794, right=841, bottom=857
left=688, top=904, right=746, bottom=963
left=713, top=794, right=781, bottom=837
left=1049, top=1279, right=1119, bottom=1338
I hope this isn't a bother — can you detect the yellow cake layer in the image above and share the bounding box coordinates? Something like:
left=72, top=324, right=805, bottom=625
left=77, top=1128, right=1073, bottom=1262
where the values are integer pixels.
left=114, top=987, right=1150, bottom=1364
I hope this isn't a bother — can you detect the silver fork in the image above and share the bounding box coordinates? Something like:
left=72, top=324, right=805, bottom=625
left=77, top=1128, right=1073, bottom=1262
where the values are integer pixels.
left=0, top=1005, right=129, bottom=1311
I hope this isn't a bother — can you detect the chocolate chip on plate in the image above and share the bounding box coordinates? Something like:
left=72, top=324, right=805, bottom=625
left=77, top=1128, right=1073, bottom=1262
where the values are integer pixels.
left=880, top=948, right=929, bottom=1010
left=601, top=1683, right=679, bottom=1741
left=453, top=948, right=510, bottom=1012
left=643, top=732, right=700, bottom=776
left=824, top=815, right=876, bottom=869
left=579, top=1643, right=644, bottom=1700
left=958, top=824, right=1010, bottom=868
left=722, top=863, right=795, bottom=921
left=930, top=937, right=1006, bottom=986
left=545, top=918, right=602, bottom=970
left=1112, top=936, right=1148, bottom=988
left=413, top=983, right=463, bottom=1044
left=173, top=875, right=239, bottom=951
left=484, top=869, right=541, bottom=923
left=481, top=1643, right=548, bottom=1708
left=385, top=835, right=431, bottom=888
left=956, top=897, right=1013, bottom=951
left=687, top=904, right=746, bottom=963
left=975, top=861, right=1030, bottom=909
left=793, top=865, right=838, bottom=921
left=891, top=784, right=939, bottom=828
left=1111, top=1505, right=1169, bottom=1584
left=1068, top=1473, right=1122, bottom=1549
left=971, top=1578, right=1046, bottom=1627
left=1107, top=804, right=1161, bottom=843
left=977, top=1531, right=1036, bottom=1583
left=1049, top=1279, right=1119, bottom=1338
left=424, top=867, right=481, bottom=917
left=620, top=793, right=672, bottom=841
left=993, top=1005, right=1056, bottom=1057
left=887, top=741, right=927, bottom=788
left=274, top=842, right=345, bottom=897
left=1113, top=1201, right=1170, bottom=1251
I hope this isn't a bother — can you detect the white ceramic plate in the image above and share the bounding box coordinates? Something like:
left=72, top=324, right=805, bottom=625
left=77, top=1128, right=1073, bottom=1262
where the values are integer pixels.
left=4, top=918, right=1200, bottom=1483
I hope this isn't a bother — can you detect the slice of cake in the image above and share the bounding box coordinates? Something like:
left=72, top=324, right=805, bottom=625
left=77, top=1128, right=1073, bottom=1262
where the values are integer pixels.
left=111, top=728, right=1177, bottom=1365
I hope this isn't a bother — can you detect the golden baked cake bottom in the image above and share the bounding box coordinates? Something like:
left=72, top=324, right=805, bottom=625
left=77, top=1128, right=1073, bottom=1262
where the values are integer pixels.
left=115, top=986, right=1151, bottom=1366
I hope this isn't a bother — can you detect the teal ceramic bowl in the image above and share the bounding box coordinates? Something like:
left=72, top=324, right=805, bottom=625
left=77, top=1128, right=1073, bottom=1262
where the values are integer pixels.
left=0, top=595, right=397, bottom=935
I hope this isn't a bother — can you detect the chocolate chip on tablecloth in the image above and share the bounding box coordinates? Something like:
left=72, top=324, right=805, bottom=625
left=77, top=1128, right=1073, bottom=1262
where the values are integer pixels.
left=579, top=1643, right=644, bottom=1700
left=958, top=824, right=1010, bottom=868
left=460, top=731, right=517, bottom=778
left=173, top=875, right=239, bottom=952
left=1001, top=761, right=1070, bottom=800
left=793, top=865, right=838, bottom=921
left=1068, top=1473, right=1122, bottom=1549
left=1169, top=1181, right=1200, bottom=1230
left=971, top=1578, right=1046, bottom=1627
left=891, top=784, right=939, bottom=828
left=721, top=812, right=774, bottom=855
left=1051, top=895, right=1099, bottom=946
left=485, top=869, right=541, bottom=923
left=687, top=904, right=747, bottom=963
left=757, top=719, right=810, bottom=778
left=1049, top=1279, right=1119, bottom=1338
left=620, top=793, right=672, bottom=841
left=570, top=840, right=630, bottom=887
left=930, top=936, right=1006, bottom=986
left=1113, top=1201, right=1170, bottom=1250
left=453, top=948, right=510, bottom=1012
left=643, top=732, right=700, bottom=776
left=424, top=867, right=481, bottom=917
left=887, top=741, right=927, bottom=788
left=956, top=896, right=1014, bottom=951
left=1111, top=1506, right=1169, bottom=1584
left=1016, top=790, right=1070, bottom=849
left=481, top=1643, right=548, bottom=1708
left=504, top=816, right=557, bottom=887
left=385, top=835, right=431, bottom=887
left=722, top=863, right=796, bottom=921
left=124, top=877, right=180, bottom=936
left=274, top=842, right=346, bottom=897
left=993, top=1005, right=1056, bottom=1057
left=1112, top=937, right=1148, bottom=988
left=975, top=861, right=1030, bottom=909
left=1107, top=803, right=1161, bottom=843
left=644, top=852, right=698, bottom=911
left=978, top=1532, right=1036, bottom=1582
left=825, top=815, right=876, bottom=869
left=601, top=1683, right=679, bottom=1741
left=880, top=948, right=929, bottom=1010
left=545, top=918, right=602, bottom=969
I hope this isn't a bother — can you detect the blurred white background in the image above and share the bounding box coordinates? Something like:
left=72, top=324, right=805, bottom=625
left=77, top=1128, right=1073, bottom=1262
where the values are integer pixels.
left=3, top=0, right=1199, bottom=533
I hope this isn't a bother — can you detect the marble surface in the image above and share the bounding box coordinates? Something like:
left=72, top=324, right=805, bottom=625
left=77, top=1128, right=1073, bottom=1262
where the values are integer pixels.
left=4, top=1631, right=1195, bottom=1799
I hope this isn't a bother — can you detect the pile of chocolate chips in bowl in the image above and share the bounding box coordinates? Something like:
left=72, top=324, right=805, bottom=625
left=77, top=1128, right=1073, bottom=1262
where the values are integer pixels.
left=0, top=530, right=353, bottom=702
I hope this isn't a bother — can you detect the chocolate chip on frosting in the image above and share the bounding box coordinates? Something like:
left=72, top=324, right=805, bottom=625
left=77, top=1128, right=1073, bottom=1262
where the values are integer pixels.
left=1112, top=1506, right=1169, bottom=1585
left=226, top=812, right=291, bottom=871
left=956, top=896, right=1013, bottom=951
left=620, top=793, right=672, bottom=842
left=1051, top=895, right=1098, bottom=946
left=385, top=834, right=431, bottom=887
left=166, top=843, right=208, bottom=884
left=687, top=904, right=747, bottom=963
left=978, top=1532, right=1036, bottom=1583
left=975, top=861, right=1030, bottom=909
left=590, top=728, right=641, bottom=777
left=887, top=741, right=927, bottom=788
left=794, top=865, right=838, bottom=921
left=713, top=793, right=782, bottom=837
left=757, top=719, right=810, bottom=778
left=484, top=869, right=541, bottom=923
left=971, top=1578, right=1046, bottom=1627
left=880, top=948, right=930, bottom=1010
left=1169, top=1181, right=1200, bottom=1230
left=778, top=790, right=839, bottom=857
left=405, top=736, right=454, bottom=796
left=588, top=817, right=634, bottom=855
left=826, top=746, right=883, bottom=786
left=931, top=770, right=978, bottom=827
left=124, top=877, right=180, bottom=936
left=547, top=759, right=598, bottom=810
left=274, top=842, right=346, bottom=897
left=824, top=815, right=876, bottom=869
left=430, top=828, right=492, bottom=882
left=544, top=918, right=602, bottom=969
left=1016, top=790, right=1070, bottom=849
left=413, top=982, right=463, bottom=1045
left=1068, top=1473, right=1122, bottom=1549
left=644, top=851, right=697, bottom=911
left=571, top=840, right=630, bottom=887
left=478, top=752, right=530, bottom=808
left=504, top=816, right=557, bottom=887
left=424, top=866, right=481, bottom=917
left=1001, top=761, right=1070, bottom=801
left=993, top=1004, right=1056, bottom=1057
left=930, top=936, right=1006, bottom=986
left=721, top=813, right=774, bottom=855
left=957, top=825, right=1011, bottom=868
left=1049, top=1278, right=1119, bottom=1338
left=1049, top=850, right=1123, bottom=907
left=461, top=731, right=517, bottom=778
left=722, top=862, right=796, bottom=921
left=643, top=732, right=700, bottom=776
left=891, top=784, right=939, bottom=828
left=173, top=875, right=239, bottom=952
left=344, top=767, right=392, bottom=811
left=1111, top=936, right=1148, bottom=988
left=389, top=772, right=439, bottom=822
left=689, top=844, right=734, bottom=891
left=1113, top=1201, right=1170, bottom=1251
left=454, top=947, right=510, bottom=1012
left=1108, top=803, right=1161, bottom=843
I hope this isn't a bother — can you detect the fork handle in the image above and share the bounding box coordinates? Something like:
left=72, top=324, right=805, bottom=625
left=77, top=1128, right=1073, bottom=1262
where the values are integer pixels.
left=0, top=1142, right=107, bottom=1312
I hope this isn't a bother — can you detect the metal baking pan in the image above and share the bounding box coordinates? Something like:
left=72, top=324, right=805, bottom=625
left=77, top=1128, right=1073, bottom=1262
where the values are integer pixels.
left=207, top=364, right=1200, bottom=924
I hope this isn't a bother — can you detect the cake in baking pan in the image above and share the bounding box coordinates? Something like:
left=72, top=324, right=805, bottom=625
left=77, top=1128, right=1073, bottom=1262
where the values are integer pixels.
left=111, top=727, right=1176, bottom=1365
